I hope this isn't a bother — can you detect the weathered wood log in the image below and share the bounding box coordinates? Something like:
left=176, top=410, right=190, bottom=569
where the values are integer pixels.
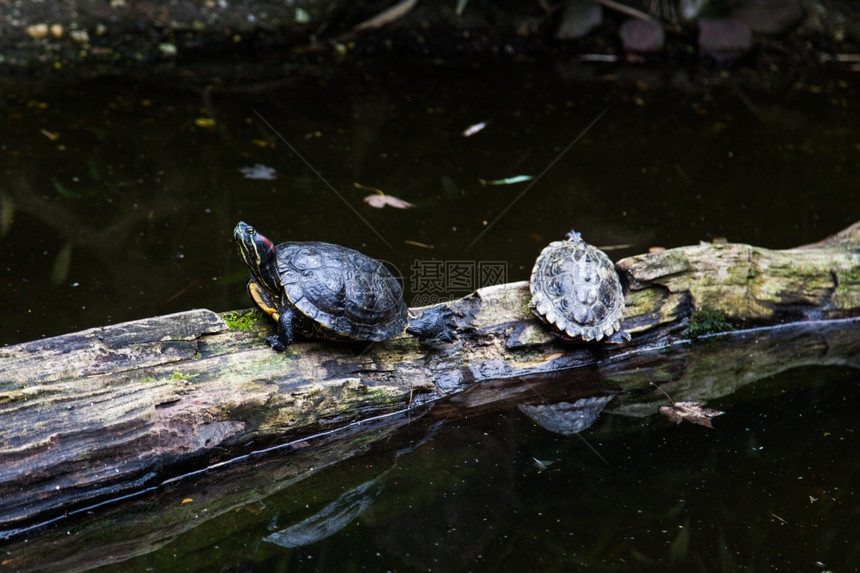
left=1, top=221, right=858, bottom=537
left=619, top=221, right=860, bottom=331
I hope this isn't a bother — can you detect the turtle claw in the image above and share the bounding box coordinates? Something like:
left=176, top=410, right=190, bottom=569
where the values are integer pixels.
left=266, top=334, right=287, bottom=352
left=407, top=304, right=457, bottom=343
left=605, top=330, right=632, bottom=344
left=265, top=307, right=296, bottom=351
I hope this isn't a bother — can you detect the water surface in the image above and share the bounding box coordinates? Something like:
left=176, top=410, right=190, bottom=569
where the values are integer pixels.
left=1, top=59, right=858, bottom=572
left=1, top=61, right=857, bottom=345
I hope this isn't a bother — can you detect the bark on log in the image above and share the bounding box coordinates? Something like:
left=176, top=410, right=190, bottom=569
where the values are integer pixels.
left=1, top=221, right=858, bottom=538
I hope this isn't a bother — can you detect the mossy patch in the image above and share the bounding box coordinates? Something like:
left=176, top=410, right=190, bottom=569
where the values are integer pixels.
left=688, top=307, right=733, bottom=338
left=224, top=309, right=266, bottom=331
left=169, top=370, right=198, bottom=381
left=522, top=295, right=534, bottom=318
left=360, top=385, right=404, bottom=405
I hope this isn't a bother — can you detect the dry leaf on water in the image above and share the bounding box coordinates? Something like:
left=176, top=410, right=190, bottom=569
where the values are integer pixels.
left=404, top=240, right=434, bottom=249
left=363, top=193, right=415, bottom=209
left=659, top=401, right=725, bottom=428
left=355, top=182, right=415, bottom=209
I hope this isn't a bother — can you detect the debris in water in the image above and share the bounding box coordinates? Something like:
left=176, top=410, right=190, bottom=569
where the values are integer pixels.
left=659, top=401, right=725, bottom=428
left=462, top=121, right=487, bottom=137
left=651, top=380, right=725, bottom=428
left=363, top=193, right=415, bottom=209
left=40, top=128, right=59, bottom=141
left=405, top=240, right=434, bottom=249
left=532, top=457, right=557, bottom=472
left=478, top=175, right=534, bottom=186
left=357, top=184, right=415, bottom=209
left=353, top=0, right=418, bottom=31
left=240, top=164, right=279, bottom=180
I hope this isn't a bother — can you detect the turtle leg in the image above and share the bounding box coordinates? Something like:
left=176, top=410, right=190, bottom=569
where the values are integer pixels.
left=266, top=307, right=296, bottom=352
left=246, top=277, right=280, bottom=320
left=406, top=304, right=456, bottom=343
left=246, top=276, right=294, bottom=351
left=605, top=329, right=632, bottom=344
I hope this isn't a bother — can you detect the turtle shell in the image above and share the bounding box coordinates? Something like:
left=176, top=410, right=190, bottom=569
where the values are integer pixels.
left=529, top=231, right=625, bottom=342
left=276, top=241, right=408, bottom=341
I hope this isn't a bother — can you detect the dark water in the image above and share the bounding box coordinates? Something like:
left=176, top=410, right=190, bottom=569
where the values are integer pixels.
left=1, top=62, right=858, bottom=346
left=1, top=60, right=859, bottom=571
left=31, top=363, right=856, bottom=573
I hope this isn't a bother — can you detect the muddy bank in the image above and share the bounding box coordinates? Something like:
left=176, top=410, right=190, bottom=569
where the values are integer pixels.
left=1, top=0, right=858, bottom=82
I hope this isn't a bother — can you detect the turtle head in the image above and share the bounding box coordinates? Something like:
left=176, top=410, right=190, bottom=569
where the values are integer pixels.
left=565, top=229, right=583, bottom=242
left=234, top=222, right=280, bottom=294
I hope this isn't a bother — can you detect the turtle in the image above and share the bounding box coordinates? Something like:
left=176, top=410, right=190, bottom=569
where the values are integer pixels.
left=233, top=221, right=456, bottom=351
left=529, top=230, right=630, bottom=343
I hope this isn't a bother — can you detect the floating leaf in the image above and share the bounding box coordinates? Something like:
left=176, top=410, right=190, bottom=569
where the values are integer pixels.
left=531, top=457, right=557, bottom=472
left=462, top=121, right=487, bottom=137
left=51, top=177, right=78, bottom=199
left=40, top=128, right=59, bottom=141
left=363, top=193, right=415, bottom=209
left=294, top=7, right=311, bottom=23
left=659, top=401, right=725, bottom=428
left=405, top=239, right=433, bottom=249
left=356, top=183, right=415, bottom=209
left=159, top=43, right=177, bottom=57
left=478, top=175, right=534, bottom=186
left=353, top=0, right=418, bottom=31
left=239, top=164, right=279, bottom=180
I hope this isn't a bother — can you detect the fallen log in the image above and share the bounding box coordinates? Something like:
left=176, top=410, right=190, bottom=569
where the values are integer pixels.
left=1, top=221, right=858, bottom=537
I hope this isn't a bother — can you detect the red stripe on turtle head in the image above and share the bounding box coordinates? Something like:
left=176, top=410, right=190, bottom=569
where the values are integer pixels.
left=256, top=232, right=275, bottom=256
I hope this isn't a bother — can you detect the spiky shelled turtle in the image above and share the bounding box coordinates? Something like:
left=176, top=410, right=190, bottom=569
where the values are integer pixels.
left=233, top=221, right=455, bottom=351
left=529, top=230, right=629, bottom=342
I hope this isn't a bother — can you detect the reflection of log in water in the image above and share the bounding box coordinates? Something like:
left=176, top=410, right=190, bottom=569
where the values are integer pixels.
left=264, top=470, right=388, bottom=548
left=0, top=223, right=859, bottom=551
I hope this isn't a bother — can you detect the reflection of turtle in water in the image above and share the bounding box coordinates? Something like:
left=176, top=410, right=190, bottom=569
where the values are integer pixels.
left=519, top=395, right=615, bottom=436
left=530, top=230, right=629, bottom=343
left=233, top=222, right=456, bottom=351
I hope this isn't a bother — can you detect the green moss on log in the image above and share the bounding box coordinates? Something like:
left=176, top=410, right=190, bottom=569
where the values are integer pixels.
left=223, top=309, right=265, bottom=332
left=688, top=308, right=733, bottom=337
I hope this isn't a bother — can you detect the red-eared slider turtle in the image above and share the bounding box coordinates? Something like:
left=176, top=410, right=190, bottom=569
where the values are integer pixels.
left=234, top=222, right=456, bottom=351
left=530, top=230, right=629, bottom=343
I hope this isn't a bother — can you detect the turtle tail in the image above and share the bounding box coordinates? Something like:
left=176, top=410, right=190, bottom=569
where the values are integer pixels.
left=406, top=304, right=456, bottom=343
